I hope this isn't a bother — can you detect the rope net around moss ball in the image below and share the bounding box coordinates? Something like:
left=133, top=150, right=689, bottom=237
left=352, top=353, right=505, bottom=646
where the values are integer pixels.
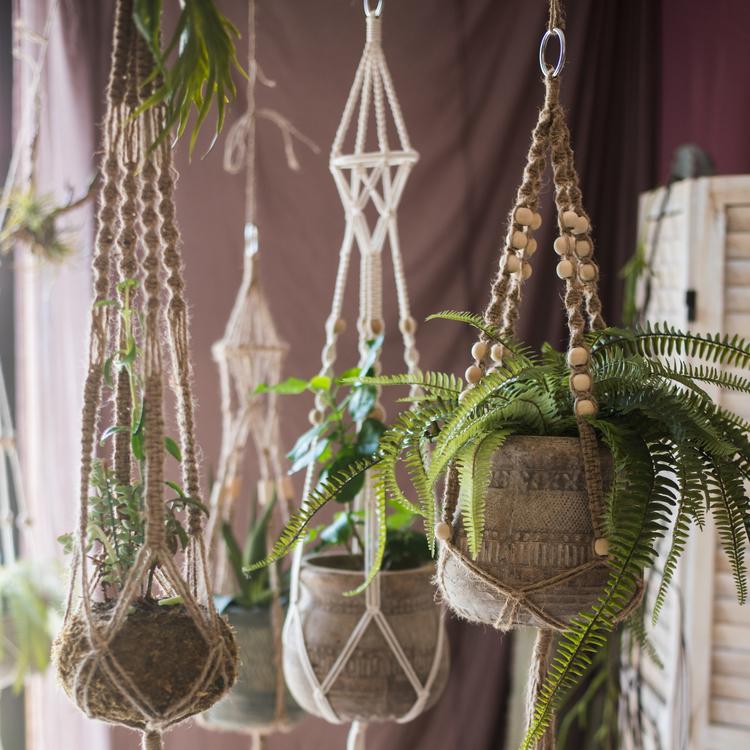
left=55, top=2, right=236, bottom=747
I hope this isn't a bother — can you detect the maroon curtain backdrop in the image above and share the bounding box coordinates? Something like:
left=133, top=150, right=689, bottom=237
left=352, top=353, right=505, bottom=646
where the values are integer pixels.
left=14, top=1, right=665, bottom=749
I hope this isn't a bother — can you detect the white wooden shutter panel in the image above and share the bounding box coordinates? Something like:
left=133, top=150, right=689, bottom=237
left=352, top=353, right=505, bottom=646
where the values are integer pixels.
left=636, top=176, right=750, bottom=750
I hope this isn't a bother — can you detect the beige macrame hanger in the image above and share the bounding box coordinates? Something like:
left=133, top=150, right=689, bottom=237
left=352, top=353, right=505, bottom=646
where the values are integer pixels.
left=286, top=3, right=445, bottom=748
left=204, top=0, right=319, bottom=742
left=60, top=3, right=234, bottom=747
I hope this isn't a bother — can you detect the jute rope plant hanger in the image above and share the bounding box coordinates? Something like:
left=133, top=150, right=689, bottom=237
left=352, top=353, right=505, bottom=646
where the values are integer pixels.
left=201, top=0, right=317, bottom=745
left=283, top=3, right=448, bottom=749
left=52, top=3, right=237, bottom=748
left=433, top=3, right=642, bottom=748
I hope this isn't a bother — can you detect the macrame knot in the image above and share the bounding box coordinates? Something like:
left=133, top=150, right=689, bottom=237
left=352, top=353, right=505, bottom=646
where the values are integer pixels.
left=142, top=729, right=163, bottom=750
left=365, top=16, right=382, bottom=45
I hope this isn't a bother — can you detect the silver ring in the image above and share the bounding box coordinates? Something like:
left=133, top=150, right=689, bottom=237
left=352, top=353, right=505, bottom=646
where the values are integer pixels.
left=364, top=0, right=383, bottom=18
left=539, top=27, right=566, bottom=78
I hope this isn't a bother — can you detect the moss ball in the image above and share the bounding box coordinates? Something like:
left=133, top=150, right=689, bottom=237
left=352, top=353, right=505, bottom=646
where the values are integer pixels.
left=53, top=600, right=238, bottom=729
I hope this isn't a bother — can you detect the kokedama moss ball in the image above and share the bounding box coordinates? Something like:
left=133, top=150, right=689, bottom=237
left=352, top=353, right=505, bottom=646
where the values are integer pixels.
left=53, top=601, right=238, bottom=729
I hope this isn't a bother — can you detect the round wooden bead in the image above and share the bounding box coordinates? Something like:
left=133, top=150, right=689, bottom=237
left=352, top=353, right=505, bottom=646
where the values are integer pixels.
left=593, top=537, right=610, bottom=556
left=556, top=259, right=574, bottom=279
left=511, top=230, right=528, bottom=250
left=505, top=254, right=521, bottom=273
left=553, top=235, right=573, bottom=255
left=435, top=521, right=452, bottom=542
left=308, top=408, right=323, bottom=425
left=514, top=206, right=533, bottom=226
left=525, top=238, right=538, bottom=257
left=370, top=318, right=384, bottom=335
left=575, top=239, right=592, bottom=258
left=399, top=316, right=417, bottom=335
left=490, top=344, right=504, bottom=362
left=575, top=398, right=597, bottom=417
left=333, top=317, right=347, bottom=334
left=465, top=365, right=483, bottom=385
left=530, top=212, right=543, bottom=231
left=567, top=346, right=589, bottom=366
left=579, top=263, right=596, bottom=282
left=562, top=210, right=578, bottom=228
left=471, top=341, right=488, bottom=360
left=517, top=262, right=533, bottom=280
left=572, top=373, right=592, bottom=392
left=369, top=404, right=386, bottom=422
left=573, top=215, right=590, bottom=235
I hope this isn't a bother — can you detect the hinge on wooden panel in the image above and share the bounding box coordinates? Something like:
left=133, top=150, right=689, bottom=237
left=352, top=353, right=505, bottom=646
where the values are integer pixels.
left=686, top=289, right=697, bottom=322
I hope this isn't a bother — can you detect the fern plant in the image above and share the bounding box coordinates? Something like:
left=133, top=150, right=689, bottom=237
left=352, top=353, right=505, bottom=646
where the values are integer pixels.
left=251, top=313, right=750, bottom=748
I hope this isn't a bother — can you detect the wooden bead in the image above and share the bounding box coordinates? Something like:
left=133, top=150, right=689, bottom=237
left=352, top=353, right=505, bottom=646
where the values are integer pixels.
left=575, top=239, right=592, bottom=258
left=593, top=537, right=610, bottom=556
left=516, top=262, right=533, bottom=280
left=308, top=408, right=324, bottom=425
left=530, top=212, right=543, bottom=231
left=573, top=215, right=590, bottom=235
left=505, top=254, right=521, bottom=273
left=465, top=365, right=483, bottom=385
left=579, top=263, right=596, bottom=282
left=572, top=373, right=592, bottom=392
left=490, top=344, right=504, bottom=362
left=369, top=404, right=386, bottom=422
left=554, top=235, right=573, bottom=255
left=556, top=259, right=574, bottom=279
left=370, top=318, right=384, bottom=335
left=435, top=521, right=452, bottom=541
left=525, top=238, right=538, bottom=257
left=514, top=206, right=533, bottom=226
left=511, top=230, right=528, bottom=250
left=567, top=346, right=589, bottom=366
left=399, top=316, right=417, bottom=335
left=575, top=398, right=597, bottom=417
left=471, top=341, right=488, bottom=360
left=333, top=318, right=347, bottom=334
left=562, top=210, right=578, bottom=228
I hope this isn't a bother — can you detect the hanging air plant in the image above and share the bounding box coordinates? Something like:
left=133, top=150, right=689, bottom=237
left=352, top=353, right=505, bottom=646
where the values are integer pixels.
left=251, top=9, right=750, bottom=750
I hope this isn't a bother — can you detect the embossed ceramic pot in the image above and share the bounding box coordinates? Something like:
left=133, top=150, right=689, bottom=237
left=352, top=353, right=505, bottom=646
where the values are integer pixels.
left=201, top=605, right=305, bottom=732
left=283, top=554, right=450, bottom=723
left=438, top=435, right=618, bottom=630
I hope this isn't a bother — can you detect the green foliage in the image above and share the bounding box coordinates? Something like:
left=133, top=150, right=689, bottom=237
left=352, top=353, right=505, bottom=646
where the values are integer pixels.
left=0, top=561, right=61, bottom=692
left=133, top=0, right=244, bottom=154
left=256, top=313, right=750, bottom=747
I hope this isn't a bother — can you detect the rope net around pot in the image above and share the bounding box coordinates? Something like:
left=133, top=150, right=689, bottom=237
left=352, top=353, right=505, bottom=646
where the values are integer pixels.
left=433, top=2, right=640, bottom=748
left=201, top=1, right=317, bottom=745
left=283, top=6, right=448, bottom=749
left=52, top=3, right=237, bottom=747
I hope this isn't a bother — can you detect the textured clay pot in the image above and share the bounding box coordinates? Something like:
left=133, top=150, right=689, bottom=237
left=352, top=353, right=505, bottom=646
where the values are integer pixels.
left=201, top=604, right=304, bottom=732
left=283, top=554, right=449, bottom=723
left=439, top=435, right=616, bottom=629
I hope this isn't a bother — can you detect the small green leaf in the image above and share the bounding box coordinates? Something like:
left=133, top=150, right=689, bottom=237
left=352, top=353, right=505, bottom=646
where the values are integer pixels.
left=164, top=436, right=182, bottom=462
left=348, top=384, right=377, bottom=422
left=310, top=375, right=332, bottom=391
left=356, top=418, right=386, bottom=457
left=164, top=480, right=185, bottom=497
left=260, top=377, right=309, bottom=395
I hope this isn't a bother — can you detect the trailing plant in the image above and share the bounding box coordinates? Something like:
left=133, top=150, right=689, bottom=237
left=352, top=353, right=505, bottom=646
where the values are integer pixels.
left=133, top=0, right=244, bottom=153
left=252, top=337, right=431, bottom=576
left=250, top=313, right=750, bottom=747
left=0, top=560, right=61, bottom=692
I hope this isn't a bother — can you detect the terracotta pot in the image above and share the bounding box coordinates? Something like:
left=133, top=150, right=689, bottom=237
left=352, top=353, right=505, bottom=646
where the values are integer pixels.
left=201, top=604, right=304, bottom=732
left=283, top=554, right=449, bottom=723
left=438, top=435, right=623, bottom=630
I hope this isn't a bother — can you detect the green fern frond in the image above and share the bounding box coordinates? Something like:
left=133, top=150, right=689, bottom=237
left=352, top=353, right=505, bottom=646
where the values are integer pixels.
left=355, top=370, right=463, bottom=399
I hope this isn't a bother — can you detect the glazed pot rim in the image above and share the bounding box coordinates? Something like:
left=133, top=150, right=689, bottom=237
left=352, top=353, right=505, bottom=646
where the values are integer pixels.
left=301, top=552, right=435, bottom=578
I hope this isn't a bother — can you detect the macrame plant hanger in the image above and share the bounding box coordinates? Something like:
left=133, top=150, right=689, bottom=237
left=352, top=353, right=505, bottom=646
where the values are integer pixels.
left=286, top=3, right=445, bottom=749
left=435, top=2, right=636, bottom=748
left=206, top=0, right=318, bottom=747
left=61, top=2, right=234, bottom=748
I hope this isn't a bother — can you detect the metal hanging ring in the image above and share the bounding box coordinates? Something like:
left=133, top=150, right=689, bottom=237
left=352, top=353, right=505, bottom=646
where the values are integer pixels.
left=539, top=27, right=566, bottom=78
left=364, top=0, right=383, bottom=18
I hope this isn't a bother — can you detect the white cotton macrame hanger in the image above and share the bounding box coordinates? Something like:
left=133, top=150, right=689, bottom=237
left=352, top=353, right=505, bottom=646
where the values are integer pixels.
left=286, top=3, right=446, bottom=747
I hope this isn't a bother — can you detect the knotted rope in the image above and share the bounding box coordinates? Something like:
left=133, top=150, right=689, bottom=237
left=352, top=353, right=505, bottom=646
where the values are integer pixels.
left=62, top=2, right=234, bottom=746
left=287, top=7, right=445, bottom=748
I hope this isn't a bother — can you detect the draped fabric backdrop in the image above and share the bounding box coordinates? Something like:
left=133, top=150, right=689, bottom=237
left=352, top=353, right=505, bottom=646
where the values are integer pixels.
left=13, top=0, right=720, bottom=748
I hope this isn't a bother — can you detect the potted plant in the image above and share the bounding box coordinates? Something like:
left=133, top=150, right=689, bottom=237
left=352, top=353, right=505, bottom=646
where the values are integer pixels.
left=254, top=344, right=450, bottom=723
left=200, top=495, right=305, bottom=732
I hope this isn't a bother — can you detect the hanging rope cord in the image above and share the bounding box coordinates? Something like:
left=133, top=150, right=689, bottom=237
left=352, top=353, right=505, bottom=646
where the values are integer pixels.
left=66, top=3, right=232, bottom=747
left=286, top=8, right=445, bottom=749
